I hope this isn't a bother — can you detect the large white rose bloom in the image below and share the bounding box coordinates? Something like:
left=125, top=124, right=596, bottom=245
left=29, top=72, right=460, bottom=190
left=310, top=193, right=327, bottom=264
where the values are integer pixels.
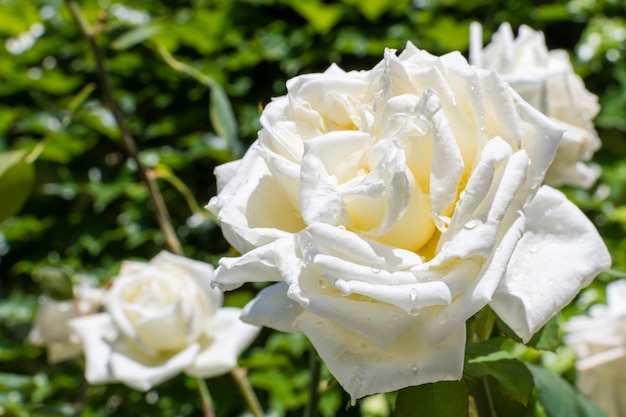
left=208, top=43, right=610, bottom=401
left=70, top=251, right=260, bottom=391
left=470, top=22, right=601, bottom=188
left=29, top=285, right=103, bottom=363
left=564, top=280, right=626, bottom=417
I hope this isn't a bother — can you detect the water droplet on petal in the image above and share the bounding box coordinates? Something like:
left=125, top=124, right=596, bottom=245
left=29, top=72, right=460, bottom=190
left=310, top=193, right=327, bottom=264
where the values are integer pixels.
left=392, top=313, right=405, bottom=321
left=409, top=288, right=418, bottom=301
left=411, top=365, right=419, bottom=374
left=338, top=225, right=346, bottom=231
left=464, top=219, right=478, bottom=230
left=529, top=245, right=539, bottom=254
left=318, top=279, right=329, bottom=290
left=303, top=242, right=315, bottom=263
left=409, top=308, right=420, bottom=316
left=370, top=263, right=382, bottom=273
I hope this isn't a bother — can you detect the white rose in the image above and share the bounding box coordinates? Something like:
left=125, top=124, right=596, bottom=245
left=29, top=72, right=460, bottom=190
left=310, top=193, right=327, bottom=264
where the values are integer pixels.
left=470, top=22, right=602, bottom=188
left=70, top=251, right=260, bottom=391
left=564, top=280, right=626, bottom=417
left=28, top=285, right=103, bottom=363
left=208, top=43, right=610, bottom=401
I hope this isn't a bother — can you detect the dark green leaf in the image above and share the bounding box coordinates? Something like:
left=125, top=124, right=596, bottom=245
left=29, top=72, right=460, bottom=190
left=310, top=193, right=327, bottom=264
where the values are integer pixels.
left=465, top=355, right=533, bottom=405
left=527, top=364, right=609, bottom=417
left=527, top=315, right=560, bottom=351
left=395, top=381, right=468, bottom=417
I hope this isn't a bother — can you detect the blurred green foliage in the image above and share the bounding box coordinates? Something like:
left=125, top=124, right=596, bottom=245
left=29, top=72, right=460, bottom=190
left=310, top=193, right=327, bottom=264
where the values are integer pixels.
left=1, top=0, right=625, bottom=416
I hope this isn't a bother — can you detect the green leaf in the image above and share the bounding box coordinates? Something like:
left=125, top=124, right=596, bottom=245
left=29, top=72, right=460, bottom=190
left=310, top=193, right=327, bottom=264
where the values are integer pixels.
left=0, top=150, right=35, bottom=223
left=395, top=381, right=468, bottom=417
left=0, top=149, right=27, bottom=177
left=209, top=82, right=240, bottom=156
left=468, top=306, right=496, bottom=342
left=0, top=372, right=35, bottom=392
left=527, top=364, right=609, bottom=417
left=465, top=354, right=533, bottom=405
left=527, top=315, right=559, bottom=351
left=32, top=265, right=74, bottom=300
left=112, top=25, right=162, bottom=50
left=285, top=0, right=343, bottom=34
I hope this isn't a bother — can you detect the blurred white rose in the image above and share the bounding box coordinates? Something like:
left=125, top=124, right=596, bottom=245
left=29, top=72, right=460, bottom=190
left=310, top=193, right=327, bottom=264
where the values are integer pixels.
left=564, top=280, right=626, bottom=417
left=28, top=285, right=103, bottom=363
left=208, top=43, right=610, bottom=401
left=470, top=22, right=601, bottom=188
left=70, top=251, right=260, bottom=391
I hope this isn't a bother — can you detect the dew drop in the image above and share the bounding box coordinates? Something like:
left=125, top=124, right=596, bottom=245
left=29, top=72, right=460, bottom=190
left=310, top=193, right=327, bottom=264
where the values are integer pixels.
left=411, top=365, right=419, bottom=374
left=392, top=313, right=405, bottom=321
left=409, top=288, right=418, bottom=301
left=529, top=245, right=539, bottom=254
left=318, top=279, right=329, bottom=290
left=409, top=308, right=420, bottom=317
left=370, top=263, right=382, bottom=273
left=464, top=219, right=478, bottom=230
left=338, top=225, right=346, bottom=231
left=303, top=242, right=315, bottom=263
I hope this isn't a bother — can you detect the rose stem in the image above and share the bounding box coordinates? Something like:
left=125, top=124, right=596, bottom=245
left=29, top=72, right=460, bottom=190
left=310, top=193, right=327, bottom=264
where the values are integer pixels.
left=195, top=378, right=216, bottom=417
left=303, top=346, right=321, bottom=417
left=231, top=367, right=265, bottom=417
left=65, top=0, right=183, bottom=256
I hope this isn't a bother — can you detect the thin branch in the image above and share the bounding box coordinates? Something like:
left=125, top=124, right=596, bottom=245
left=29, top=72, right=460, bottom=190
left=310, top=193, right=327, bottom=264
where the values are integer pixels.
left=231, top=367, right=265, bottom=417
left=196, top=378, right=216, bottom=417
left=65, top=0, right=183, bottom=256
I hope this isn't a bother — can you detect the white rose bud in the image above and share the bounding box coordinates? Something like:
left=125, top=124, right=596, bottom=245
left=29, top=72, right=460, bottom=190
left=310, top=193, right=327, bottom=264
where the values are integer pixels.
left=470, top=22, right=602, bottom=188
left=564, top=280, right=626, bottom=417
left=29, top=285, right=103, bottom=363
left=70, top=251, right=260, bottom=391
left=208, top=43, right=610, bottom=401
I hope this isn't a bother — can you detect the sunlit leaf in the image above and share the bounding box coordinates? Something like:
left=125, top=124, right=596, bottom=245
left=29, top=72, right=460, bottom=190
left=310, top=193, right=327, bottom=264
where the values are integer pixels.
left=0, top=150, right=35, bottom=223
left=209, top=82, right=241, bottom=156
left=112, top=25, right=162, bottom=50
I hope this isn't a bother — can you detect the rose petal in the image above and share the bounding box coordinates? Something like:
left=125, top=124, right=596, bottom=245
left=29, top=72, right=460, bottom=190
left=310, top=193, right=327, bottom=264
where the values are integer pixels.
left=241, top=282, right=303, bottom=332
left=187, top=307, right=260, bottom=378
left=490, top=186, right=611, bottom=341
left=70, top=313, right=119, bottom=385
left=207, top=143, right=304, bottom=253
left=296, top=312, right=465, bottom=403
left=151, top=251, right=221, bottom=313
left=110, top=342, right=200, bottom=391
left=213, top=241, right=285, bottom=291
